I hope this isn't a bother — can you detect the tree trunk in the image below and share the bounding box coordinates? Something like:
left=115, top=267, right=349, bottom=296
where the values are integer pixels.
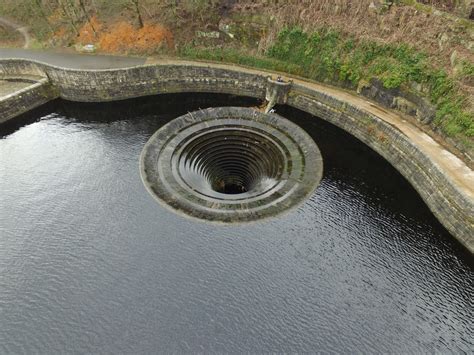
left=131, top=0, right=144, bottom=28
left=58, top=0, right=79, bottom=35
left=79, top=0, right=96, bottom=35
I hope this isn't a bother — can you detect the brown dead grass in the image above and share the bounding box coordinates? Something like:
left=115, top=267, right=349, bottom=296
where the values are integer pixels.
left=418, top=0, right=456, bottom=12
left=236, top=0, right=473, bottom=72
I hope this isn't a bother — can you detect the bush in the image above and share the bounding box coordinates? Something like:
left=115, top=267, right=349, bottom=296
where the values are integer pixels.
left=180, top=26, right=473, bottom=148
left=265, top=27, right=472, bottom=143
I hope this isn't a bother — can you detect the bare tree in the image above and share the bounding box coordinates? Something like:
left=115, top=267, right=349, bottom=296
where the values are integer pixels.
left=131, top=0, right=144, bottom=28
left=33, top=0, right=55, bottom=34
left=78, top=0, right=96, bottom=35
left=58, top=0, right=79, bottom=35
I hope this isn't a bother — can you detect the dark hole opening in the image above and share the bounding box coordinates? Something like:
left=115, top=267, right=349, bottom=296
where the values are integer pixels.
left=214, top=179, right=248, bottom=194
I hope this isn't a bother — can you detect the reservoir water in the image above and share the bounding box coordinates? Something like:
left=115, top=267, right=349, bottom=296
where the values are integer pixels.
left=0, top=94, right=472, bottom=353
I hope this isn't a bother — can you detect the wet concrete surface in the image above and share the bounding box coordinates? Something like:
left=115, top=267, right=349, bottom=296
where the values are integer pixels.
left=0, top=75, right=45, bottom=99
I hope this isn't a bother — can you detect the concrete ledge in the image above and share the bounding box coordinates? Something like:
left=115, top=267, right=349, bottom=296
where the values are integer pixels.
left=0, top=58, right=472, bottom=253
left=0, top=76, right=57, bottom=124
left=140, top=106, right=323, bottom=223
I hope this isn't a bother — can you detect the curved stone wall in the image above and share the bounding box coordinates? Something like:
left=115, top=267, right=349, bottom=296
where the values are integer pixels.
left=0, top=75, right=56, bottom=124
left=1, top=58, right=472, bottom=253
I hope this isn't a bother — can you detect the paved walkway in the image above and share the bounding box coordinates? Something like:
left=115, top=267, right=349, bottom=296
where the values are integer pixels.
left=0, top=48, right=146, bottom=69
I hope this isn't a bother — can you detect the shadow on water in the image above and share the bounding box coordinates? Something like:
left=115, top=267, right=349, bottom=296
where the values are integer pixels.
left=277, top=104, right=474, bottom=263
left=0, top=100, right=60, bottom=137
left=0, top=93, right=261, bottom=137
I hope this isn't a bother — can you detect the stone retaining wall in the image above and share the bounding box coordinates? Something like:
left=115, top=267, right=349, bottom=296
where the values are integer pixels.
left=1, top=58, right=472, bottom=253
left=0, top=59, right=268, bottom=102
left=289, top=84, right=473, bottom=250
left=0, top=77, right=57, bottom=124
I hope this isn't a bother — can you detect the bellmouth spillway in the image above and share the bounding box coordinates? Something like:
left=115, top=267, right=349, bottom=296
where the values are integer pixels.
left=140, top=107, right=323, bottom=223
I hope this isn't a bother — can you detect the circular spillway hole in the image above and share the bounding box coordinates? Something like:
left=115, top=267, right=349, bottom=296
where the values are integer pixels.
left=140, top=107, right=323, bottom=223
left=214, top=180, right=247, bottom=194
left=177, top=129, right=284, bottom=196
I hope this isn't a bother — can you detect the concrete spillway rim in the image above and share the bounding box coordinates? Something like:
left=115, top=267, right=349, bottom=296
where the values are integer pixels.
left=139, top=106, right=323, bottom=224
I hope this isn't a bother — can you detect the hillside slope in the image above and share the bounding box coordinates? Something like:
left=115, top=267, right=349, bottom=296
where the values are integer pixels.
left=0, top=0, right=473, bottom=161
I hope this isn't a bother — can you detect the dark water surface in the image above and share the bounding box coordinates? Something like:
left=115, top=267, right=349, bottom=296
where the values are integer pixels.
left=1, top=94, right=472, bottom=353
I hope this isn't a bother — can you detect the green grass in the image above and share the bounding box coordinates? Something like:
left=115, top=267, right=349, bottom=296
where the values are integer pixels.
left=266, top=27, right=432, bottom=89
left=180, top=46, right=303, bottom=75
left=181, top=26, right=473, bottom=150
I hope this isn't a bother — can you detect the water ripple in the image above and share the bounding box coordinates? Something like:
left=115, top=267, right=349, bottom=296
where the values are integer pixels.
left=0, top=96, right=472, bottom=353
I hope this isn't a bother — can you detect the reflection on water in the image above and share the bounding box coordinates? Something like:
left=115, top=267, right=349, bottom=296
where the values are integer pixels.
left=0, top=94, right=472, bottom=353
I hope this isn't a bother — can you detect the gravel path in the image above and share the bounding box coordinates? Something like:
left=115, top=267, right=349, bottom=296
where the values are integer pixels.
left=0, top=17, right=30, bottom=49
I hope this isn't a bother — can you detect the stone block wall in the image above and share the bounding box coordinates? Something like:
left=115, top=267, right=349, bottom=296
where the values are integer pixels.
left=0, top=78, right=57, bottom=125
left=288, top=84, right=473, bottom=251
left=0, top=60, right=268, bottom=102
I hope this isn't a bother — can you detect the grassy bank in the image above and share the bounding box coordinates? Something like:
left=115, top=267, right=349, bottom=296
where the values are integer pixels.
left=0, top=0, right=472, bottom=155
left=181, top=26, right=473, bottom=151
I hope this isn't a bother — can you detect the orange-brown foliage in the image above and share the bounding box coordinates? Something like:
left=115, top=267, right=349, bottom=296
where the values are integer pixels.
left=52, top=26, right=68, bottom=39
left=136, top=24, right=174, bottom=51
left=97, top=21, right=173, bottom=53
left=98, top=22, right=135, bottom=52
left=77, top=16, right=102, bottom=44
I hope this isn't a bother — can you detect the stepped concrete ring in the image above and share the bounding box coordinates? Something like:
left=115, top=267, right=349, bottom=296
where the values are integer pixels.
left=140, top=106, right=323, bottom=223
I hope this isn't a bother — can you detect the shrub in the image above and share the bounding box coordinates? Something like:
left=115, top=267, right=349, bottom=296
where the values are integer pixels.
left=265, top=27, right=472, bottom=142
left=95, top=22, right=173, bottom=53
left=180, top=26, right=472, bottom=147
